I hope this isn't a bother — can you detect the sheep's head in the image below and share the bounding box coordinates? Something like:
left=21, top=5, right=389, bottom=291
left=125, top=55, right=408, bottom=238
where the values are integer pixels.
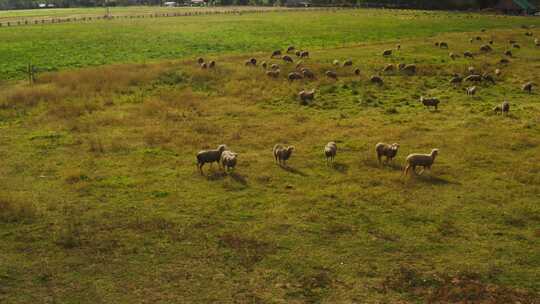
left=287, top=146, right=295, bottom=153
left=431, top=149, right=439, bottom=158
left=217, top=145, right=227, bottom=152
left=391, top=143, right=400, bottom=150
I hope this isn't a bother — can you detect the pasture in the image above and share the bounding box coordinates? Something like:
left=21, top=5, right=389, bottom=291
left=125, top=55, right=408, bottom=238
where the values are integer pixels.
left=1, top=8, right=540, bottom=303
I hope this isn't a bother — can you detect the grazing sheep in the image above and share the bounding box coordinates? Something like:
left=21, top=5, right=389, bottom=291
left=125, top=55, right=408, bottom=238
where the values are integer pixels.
left=370, top=75, right=384, bottom=85
left=439, top=42, right=449, bottom=49
left=489, top=40, right=494, bottom=45
left=324, top=142, right=337, bottom=164
left=435, top=42, right=440, bottom=47
left=420, top=96, right=440, bottom=110
left=266, top=70, right=280, bottom=78
left=288, top=72, right=303, bottom=81
left=200, top=62, right=208, bottom=69
left=343, top=59, right=353, bottom=67
left=295, top=50, right=301, bottom=57
left=495, top=68, right=501, bottom=76
left=245, top=58, right=257, bottom=66
left=298, top=89, right=315, bottom=103
left=403, top=149, right=439, bottom=176
left=466, top=86, right=477, bottom=96
left=464, top=74, right=482, bottom=82
left=504, top=50, right=512, bottom=57
left=301, top=68, right=315, bottom=79
left=468, top=66, right=475, bottom=74
left=525, top=31, right=533, bottom=36
left=287, top=46, right=295, bottom=53
left=208, top=61, right=216, bottom=68
left=375, top=142, right=399, bottom=165
left=196, top=144, right=227, bottom=174
left=197, top=57, right=204, bottom=64
left=449, top=52, right=459, bottom=60
left=499, top=58, right=510, bottom=64
left=450, top=76, right=463, bottom=86
left=402, top=64, right=417, bottom=75
left=354, top=68, right=361, bottom=75
left=325, top=70, right=338, bottom=80
left=271, top=63, right=279, bottom=70
left=273, top=144, right=294, bottom=166
left=300, top=51, right=309, bottom=58
left=271, top=50, right=282, bottom=58
left=535, top=38, right=540, bottom=46
left=220, top=150, right=238, bottom=173
left=482, top=73, right=495, bottom=84
left=480, top=44, right=492, bottom=52
left=513, top=43, right=521, bottom=49
left=396, top=44, right=401, bottom=50
left=383, top=64, right=395, bottom=73
left=464, top=51, right=474, bottom=58
left=522, top=81, right=533, bottom=93
left=382, top=49, right=392, bottom=56
left=469, top=38, right=474, bottom=43
left=332, top=59, right=340, bottom=66
left=494, top=101, right=510, bottom=115
left=476, top=36, right=482, bottom=41
left=398, top=63, right=405, bottom=70
left=283, top=55, right=294, bottom=63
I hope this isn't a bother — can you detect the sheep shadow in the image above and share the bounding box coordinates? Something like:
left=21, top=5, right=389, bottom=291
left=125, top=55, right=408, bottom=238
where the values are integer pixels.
left=330, top=162, right=348, bottom=173
left=407, top=174, right=459, bottom=186
left=205, top=171, right=248, bottom=186
left=229, top=172, right=248, bottom=186
left=279, top=164, right=307, bottom=176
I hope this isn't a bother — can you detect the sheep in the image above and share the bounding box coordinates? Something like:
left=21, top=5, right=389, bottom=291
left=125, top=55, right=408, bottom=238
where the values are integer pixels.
left=439, top=42, right=449, bottom=49
left=295, top=50, right=301, bottom=57
left=196, top=144, right=227, bottom=174
left=525, top=31, right=533, bottom=36
left=245, top=58, right=257, bottom=66
left=298, top=89, right=315, bottom=104
left=396, top=44, right=401, bottom=50
left=375, top=142, right=399, bottom=165
left=513, top=43, right=521, bottom=49
left=354, top=68, right=361, bottom=75
left=466, top=86, right=477, bottom=96
left=450, top=76, right=463, bottom=86
left=301, top=68, right=315, bottom=79
left=420, top=96, right=440, bottom=110
left=271, top=63, right=279, bottom=70
left=325, top=70, right=338, bottom=80
left=332, top=59, right=340, bottom=66
left=273, top=144, right=294, bottom=166
left=200, top=62, right=208, bottom=69
left=435, top=42, right=440, bottom=47
left=220, top=150, right=238, bottom=173
left=464, top=51, right=474, bottom=58
left=383, top=64, right=395, bottom=73
left=495, top=68, right=501, bottom=76
left=266, top=69, right=280, bottom=78
left=489, top=40, right=494, bottom=45
left=522, top=81, right=533, bottom=93
left=261, top=61, right=267, bottom=69
left=469, top=38, right=474, bottom=43
left=271, top=50, right=282, bottom=58
left=499, top=58, right=510, bottom=64
left=482, top=73, right=495, bottom=84
left=467, top=66, right=475, bottom=74
left=449, top=52, right=459, bottom=60
left=402, top=64, right=417, bottom=75
left=475, top=36, right=482, bottom=41
left=343, top=59, right=353, bottom=67
left=197, top=57, right=204, bottom=64
left=287, top=46, right=295, bottom=53
left=208, top=61, right=216, bottom=68
left=370, top=75, right=384, bottom=85
left=300, top=51, right=309, bottom=58
left=324, top=142, right=337, bottom=164
left=480, top=44, right=492, bottom=52
left=288, top=72, right=303, bottom=81
left=504, top=50, right=512, bottom=57
left=382, top=49, right=392, bottom=56
left=464, top=74, right=482, bottom=82
left=398, top=63, right=405, bottom=70
left=282, top=55, right=294, bottom=63
left=402, top=149, right=439, bottom=176
left=535, top=38, right=540, bottom=46
left=493, top=101, right=510, bottom=115
left=509, top=39, right=516, bottom=44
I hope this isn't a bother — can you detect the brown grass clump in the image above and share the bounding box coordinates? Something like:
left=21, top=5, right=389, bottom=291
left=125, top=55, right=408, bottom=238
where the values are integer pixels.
left=0, top=195, right=37, bottom=223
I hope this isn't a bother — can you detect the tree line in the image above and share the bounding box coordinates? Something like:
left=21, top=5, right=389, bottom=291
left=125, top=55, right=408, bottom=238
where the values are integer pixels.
left=0, top=0, right=502, bottom=11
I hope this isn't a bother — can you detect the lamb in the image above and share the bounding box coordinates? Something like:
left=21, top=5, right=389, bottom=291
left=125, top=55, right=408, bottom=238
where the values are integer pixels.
left=197, top=57, right=204, bottom=64
left=324, top=142, right=337, bottom=164
left=382, top=49, right=392, bottom=56
left=325, top=70, right=338, bottom=80
left=466, top=86, right=477, bottom=96
left=493, top=101, right=510, bottom=115
left=283, top=55, right=294, bottom=63
left=480, top=44, right=492, bottom=52
left=370, top=75, right=384, bottom=85
left=271, top=50, right=282, bottom=58
left=298, top=89, right=315, bottom=103
left=464, top=51, right=474, bottom=58
left=266, top=69, right=280, bottom=78
left=343, top=59, right=353, bottom=67
left=403, top=149, right=439, bottom=176
left=301, top=68, right=315, bottom=79
left=420, top=96, right=440, bottom=110
left=220, top=150, right=238, bottom=173
left=273, top=144, right=294, bottom=166
left=196, top=144, right=227, bottom=174
left=300, top=51, right=309, bottom=58
left=439, top=42, right=449, bottom=49
left=288, top=72, right=303, bottom=81
left=522, top=81, right=533, bottom=93
left=375, top=142, right=399, bottom=165
left=287, top=46, right=295, bottom=53
left=464, top=74, right=482, bottom=82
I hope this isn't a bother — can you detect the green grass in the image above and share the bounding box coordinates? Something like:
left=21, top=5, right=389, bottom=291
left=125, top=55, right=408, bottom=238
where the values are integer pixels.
left=1, top=9, right=540, bottom=303
left=2, top=9, right=540, bottom=79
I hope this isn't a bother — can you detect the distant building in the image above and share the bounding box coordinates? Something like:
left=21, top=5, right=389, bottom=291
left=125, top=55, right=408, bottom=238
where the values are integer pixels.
left=163, top=1, right=177, bottom=6
left=495, top=0, right=537, bottom=14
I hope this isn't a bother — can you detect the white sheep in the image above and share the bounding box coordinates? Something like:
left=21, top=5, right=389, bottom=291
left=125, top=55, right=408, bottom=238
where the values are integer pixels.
left=324, top=142, right=337, bottom=165
left=220, top=150, right=238, bottom=172
left=402, top=149, right=439, bottom=176
left=466, top=86, right=477, bottom=96
left=273, top=144, right=294, bottom=166
left=375, top=143, right=399, bottom=165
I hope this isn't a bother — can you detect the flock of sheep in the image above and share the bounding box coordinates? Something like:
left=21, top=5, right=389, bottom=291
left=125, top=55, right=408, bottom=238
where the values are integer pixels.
left=194, top=26, right=538, bottom=179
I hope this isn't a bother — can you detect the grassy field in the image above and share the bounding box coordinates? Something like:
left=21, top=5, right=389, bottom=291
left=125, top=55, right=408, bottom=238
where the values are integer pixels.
left=1, top=8, right=540, bottom=303
left=2, top=9, right=540, bottom=80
